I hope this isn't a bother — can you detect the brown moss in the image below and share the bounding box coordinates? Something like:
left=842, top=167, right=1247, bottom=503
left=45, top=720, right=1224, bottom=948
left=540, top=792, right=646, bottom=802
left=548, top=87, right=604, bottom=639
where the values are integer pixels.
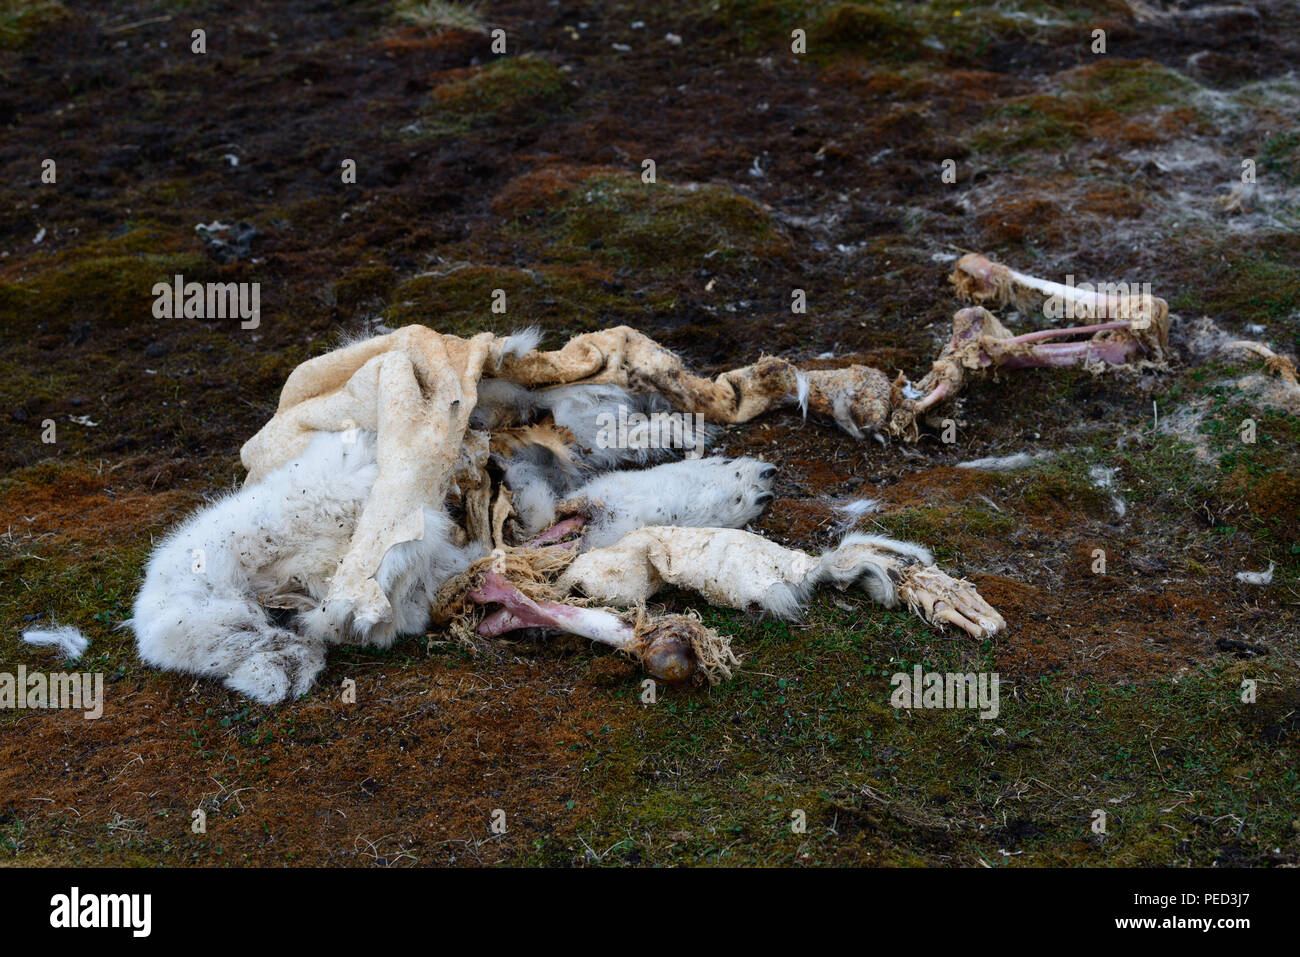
left=1221, top=466, right=1300, bottom=544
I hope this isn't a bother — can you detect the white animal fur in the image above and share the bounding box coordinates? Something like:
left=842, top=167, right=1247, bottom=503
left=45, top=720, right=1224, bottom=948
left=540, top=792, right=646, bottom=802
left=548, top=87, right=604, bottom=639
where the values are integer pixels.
left=126, top=417, right=775, bottom=704
left=130, top=430, right=484, bottom=703
left=21, top=625, right=90, bottom=660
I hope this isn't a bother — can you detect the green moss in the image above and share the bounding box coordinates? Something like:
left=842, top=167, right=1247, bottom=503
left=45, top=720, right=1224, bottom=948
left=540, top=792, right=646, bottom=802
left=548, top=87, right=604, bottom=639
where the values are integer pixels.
left=384, top=263, right=651, bottom=338
left=500, top=169, right=788, bottom=274
left=333, top=264, right=398, bottom=312
left=427, top=55, right=569, bottom=129
left=710, top=1, right=1124, bottom=62
left=576, top=598, right=1300, bottom=865
left=1261, top=131, right=1300, bottom=186
left=0, top=224, right=209, bottom=342
left=970, top=97, right=1084, bottom=155
left=1059, top=58, right=1198, bottom=113
left=0, top=0, right=67, bottom=49
left=810, top=2, right=925, bottom=62
left=707, top=0, right=824, bottom=51
left=972, top=60, right=1202, bottom=156
left=875, top=502, right=1016, bottom=561
left=1171, top=240, right=1300, bottom=325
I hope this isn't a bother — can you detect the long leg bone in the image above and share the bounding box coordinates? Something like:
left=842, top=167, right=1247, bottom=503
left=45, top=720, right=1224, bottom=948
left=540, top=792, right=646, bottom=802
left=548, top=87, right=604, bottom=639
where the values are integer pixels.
left=1229, top=340, right=1299, bottom=388
left=950, top=253, right=1169, bottom=327
left=465, top=569, right=723, bottom=684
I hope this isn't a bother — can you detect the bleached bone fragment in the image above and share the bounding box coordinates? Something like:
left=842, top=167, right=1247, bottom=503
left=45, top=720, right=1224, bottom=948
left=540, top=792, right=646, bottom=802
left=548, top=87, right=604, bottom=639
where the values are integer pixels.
left=891, top=255, right=1172, bottom=442
left=950, top=253, right=1169, bottom=328
left=1229, top=341, right=1299, bottom=388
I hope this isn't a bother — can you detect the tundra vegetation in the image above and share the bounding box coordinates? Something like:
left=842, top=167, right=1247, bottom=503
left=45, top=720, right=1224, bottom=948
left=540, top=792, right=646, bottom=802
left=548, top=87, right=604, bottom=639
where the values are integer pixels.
left=1, top=0, right=1298, bottom=865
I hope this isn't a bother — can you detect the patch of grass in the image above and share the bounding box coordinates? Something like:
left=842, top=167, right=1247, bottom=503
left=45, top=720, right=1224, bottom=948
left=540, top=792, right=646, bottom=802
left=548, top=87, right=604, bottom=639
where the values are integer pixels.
left=393, top=0, right=485, bottom=34
left=1260, top=131, right=1300, bottom=186
left=333, top=264, right=398, bottom=312
left=873, top=501, right=1016, bottom=562
left=0, top=223, right=210, bottom=342
left=710, top=1, right=1125, bottom=63
left=383, top=262, right=655, bottom=338
left=579, top=599, right=1300, bottom=865
left=1058, top=58, right=1198, bottom=113
left=1170, top=238, right=1300, bottom=326
left=809, top=2, right=925, bottom=63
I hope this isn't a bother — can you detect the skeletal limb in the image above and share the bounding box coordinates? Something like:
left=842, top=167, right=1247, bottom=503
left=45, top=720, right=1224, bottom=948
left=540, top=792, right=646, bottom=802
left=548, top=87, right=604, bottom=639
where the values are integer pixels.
left=890, top=255, right=1172, bottom=440
left=1229, top=340, right=1299, bottom=388
left=468, top=569, right=715, bottom=684
left=555, top=526, right=1003, bottom=636
left=949, top=253, right=1169, bottom=326
left=494, top=325, right=894, bottom=438
left=456, top=526, right=1002, bottom=685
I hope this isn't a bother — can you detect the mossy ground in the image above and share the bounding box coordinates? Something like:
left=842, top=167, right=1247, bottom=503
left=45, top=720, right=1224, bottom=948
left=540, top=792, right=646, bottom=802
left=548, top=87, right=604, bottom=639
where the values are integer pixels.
left=1, top=0, right=1297, bottom=867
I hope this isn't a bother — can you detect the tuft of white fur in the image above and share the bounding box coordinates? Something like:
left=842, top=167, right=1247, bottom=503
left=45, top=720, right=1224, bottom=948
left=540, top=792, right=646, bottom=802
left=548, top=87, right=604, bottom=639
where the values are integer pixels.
left=794, top=370, right=811, bottom=421
left=500, top=326, right=543, bottom=362
left=21, top=625, right=89, bottom=660
left=1236, top=562, right=1275, bottom=586
left=833, top=497, right=880, bottom=524
left=1089, top=465, right=1127, bottom=519
left=731, top=532, right=934, bottom=620
left=814, top=533, right=933, bottom=608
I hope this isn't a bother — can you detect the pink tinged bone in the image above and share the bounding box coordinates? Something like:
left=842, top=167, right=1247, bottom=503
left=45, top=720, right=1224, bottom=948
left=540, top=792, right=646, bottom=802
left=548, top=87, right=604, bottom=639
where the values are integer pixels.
left=468, top=571, right=637, bottom=650
left=913, top=380, right=952, bottom=412
left=993, top=337, right=1144, bottom=370
left=1005, top=320, right=1133, bottom=344
left=521, top=515, right=587, bottom=548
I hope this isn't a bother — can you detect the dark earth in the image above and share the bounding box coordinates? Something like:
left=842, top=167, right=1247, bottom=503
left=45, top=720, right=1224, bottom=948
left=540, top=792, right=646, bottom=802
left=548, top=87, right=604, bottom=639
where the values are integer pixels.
left=1, top=0, right=1298, bottom=866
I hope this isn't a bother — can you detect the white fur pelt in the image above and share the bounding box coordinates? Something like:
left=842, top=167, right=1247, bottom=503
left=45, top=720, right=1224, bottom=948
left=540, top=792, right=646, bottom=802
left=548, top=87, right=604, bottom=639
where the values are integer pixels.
left=569, top=456, right=776, bottom=548
left=130, top=430, right=484, bottom=704
left=125, top=421, right=776, bottom=703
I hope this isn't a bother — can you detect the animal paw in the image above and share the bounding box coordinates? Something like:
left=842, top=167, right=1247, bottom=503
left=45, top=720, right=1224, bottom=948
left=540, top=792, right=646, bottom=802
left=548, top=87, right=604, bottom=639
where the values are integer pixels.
left=897, top=565, right=1005, bottom=639
left=225, top=640, right=326, bottom=704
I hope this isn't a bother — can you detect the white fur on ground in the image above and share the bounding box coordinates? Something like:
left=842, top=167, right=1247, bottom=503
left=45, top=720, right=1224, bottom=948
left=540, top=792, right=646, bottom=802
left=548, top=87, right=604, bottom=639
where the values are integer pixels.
left=559, top=527, right=931, bottom=619
left=957, top=452, right=1051, bottom=471
left=1236, top=562, right=1275, bottom=586
left=21, top=625, right=89, bottom=660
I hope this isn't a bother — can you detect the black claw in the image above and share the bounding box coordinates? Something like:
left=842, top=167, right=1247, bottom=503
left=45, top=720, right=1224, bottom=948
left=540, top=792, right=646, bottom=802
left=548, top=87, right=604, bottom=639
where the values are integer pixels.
left=759, top=466, right=777, bottom=479
left=756, top=492, right=774, bottom=505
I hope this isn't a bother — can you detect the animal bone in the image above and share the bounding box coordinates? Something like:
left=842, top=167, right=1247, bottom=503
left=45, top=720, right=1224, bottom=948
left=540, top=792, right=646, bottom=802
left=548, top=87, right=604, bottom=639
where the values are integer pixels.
left=114, top=250, right=1214, bottom=702
left=890, top=257, right=1171, bottom=439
